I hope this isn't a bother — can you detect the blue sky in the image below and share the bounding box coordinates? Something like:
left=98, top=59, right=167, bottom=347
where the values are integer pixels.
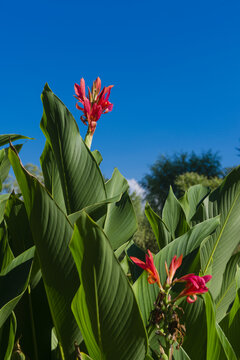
left=1, top=0, right=240, bottom=181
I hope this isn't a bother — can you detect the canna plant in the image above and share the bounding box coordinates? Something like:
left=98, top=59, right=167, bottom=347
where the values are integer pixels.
left=0, top=77, right=239, bottom=360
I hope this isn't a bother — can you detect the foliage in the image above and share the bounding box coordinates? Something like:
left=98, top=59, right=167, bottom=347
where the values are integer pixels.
left=0, top=81, right=239, bottom=360
left=174, top=172, right=223, bottom=193
left=141, top=151, right=223, bottom=212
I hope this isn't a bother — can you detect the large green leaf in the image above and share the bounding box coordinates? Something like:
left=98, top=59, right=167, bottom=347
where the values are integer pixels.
left=4, top=195, right=33, bottom=256
left=179, top=184, right=210, bottom=222
left=220, top=284, right=240, bottom=357
left=40, top=141, right=66, bottom=213
left=162, top=187, right=189, bottom=239
left=103, top=169, right=137, bottom=249
left=133, top=217, right=220, bottom=325
left=70, top=212, right=148, bottom=360
left=0, top=135, right=32, bottom=148
left=40, top=84, right=106, bottom=214
left=9, top=147, right=82, bottom=359
left=145, top=202, right=170, bottom=250
left=0, top=221, right=14, bottom=272
left=181, top=298, right=207, bottom=360
left=0, top=194, right=10, bottom=224
left=0, top=312, right=16, bottom=360
left=205, top=292, right=237, bottom=360
left=0, top=247, right=34, bottom=328
left=201, top=167, right=240, bottom=298
left=215, top=253, right=240, bottom=323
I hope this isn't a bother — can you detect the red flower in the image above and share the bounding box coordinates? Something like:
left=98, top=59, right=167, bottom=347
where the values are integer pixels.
left=74, top=77, right=113, bottom=134
left=176, top=274, right=212, bottom=303
left=130, top=250, right=163, bottom=290
left=165, top=255, right=183, bottom=285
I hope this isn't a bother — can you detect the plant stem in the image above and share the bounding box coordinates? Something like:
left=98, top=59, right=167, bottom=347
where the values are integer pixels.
left=84, top=130, right=93, bottom=149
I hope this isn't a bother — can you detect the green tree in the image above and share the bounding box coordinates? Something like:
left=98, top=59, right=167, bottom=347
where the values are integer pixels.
left=175, top=172, right=223, bottom=193
left=141, top=150, right=223, bottom=212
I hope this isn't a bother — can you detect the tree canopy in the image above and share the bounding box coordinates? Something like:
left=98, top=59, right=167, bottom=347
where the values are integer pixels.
left=141, top=150, right=223, bottom=212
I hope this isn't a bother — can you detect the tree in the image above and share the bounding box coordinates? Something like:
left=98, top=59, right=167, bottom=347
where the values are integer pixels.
left=174, top=172, right=223, bottom=193
left=141, top=150, right=223, bottom=212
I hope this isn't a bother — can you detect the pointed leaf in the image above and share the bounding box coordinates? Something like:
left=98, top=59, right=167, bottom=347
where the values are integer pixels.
left=40, top=141, right=66, bottom=212
left=0, top=247, right=34, bottom=328
left=104, top=169, right=137, bottom=249
left=40, top=84, right=106, bottom=214
left=9, top=146, right=82, bottom=359
left=201, top=167, right=240, bottom=298
left=133, top=217, right=220, bottom=324
left=70, top=212, right=148, bottom=360
left=145, top=202, right=170, bottom=250
left=0, top=312, right=16, bottom=360
left=215, top=253, right=240, bottom=322
left=0, top=135, right=32, bottom=148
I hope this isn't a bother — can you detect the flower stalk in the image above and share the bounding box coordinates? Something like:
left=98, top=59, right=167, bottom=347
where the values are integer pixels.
left=130, top=251, right=212, bottom=359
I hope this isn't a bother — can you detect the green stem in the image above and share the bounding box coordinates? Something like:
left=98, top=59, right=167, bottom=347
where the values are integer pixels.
left=28, top=285, right=39, bottom=360
left=84, top=130, right=93, bottom=149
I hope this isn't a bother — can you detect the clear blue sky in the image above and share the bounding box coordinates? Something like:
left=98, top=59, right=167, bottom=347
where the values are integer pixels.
left=1, top=0, right=240, bottom=181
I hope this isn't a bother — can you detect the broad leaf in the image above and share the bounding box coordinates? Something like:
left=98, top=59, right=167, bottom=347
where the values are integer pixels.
left=91, top=150, right=103, bottom=166
left=205, top=292, right=237, bottom=360
left=215, top=253, right=240, bottom=322
left=0, top=247, right=34, bottom=328
left=40, top=141, right=66, bottom=213
left=9, top=147, right=82, bottom=359
left=104, top=169, right=137, bottom=249
left=0, top=134, right=32, bottom=148
left=220, top=285, right=240, bottom=357
left=40, top=84, right=106, bottom=214
left=162, top=187, right=189, bottom=239
left=145, top=202, right=170, bottom=250
left=201, top=167, right=240, bottom=298
left=0, top=312, right=16, bottom=360
left=133, top=217, right=220, bottom=325
left=70, top=212, right=148, bottom=360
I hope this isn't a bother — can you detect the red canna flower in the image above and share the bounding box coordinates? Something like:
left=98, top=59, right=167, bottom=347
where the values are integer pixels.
left=175, top=274, right=212, bottom=303
left=130, top=250, right=163, bottom=290
left=165, top=254, right=183, bottom=285
left=74, top=77, right=113, bottom=135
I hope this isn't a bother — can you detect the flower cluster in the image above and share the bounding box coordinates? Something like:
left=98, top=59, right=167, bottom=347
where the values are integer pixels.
left=130, top=251, right=211, bottom=303
left=130, top=251, right=212, bottom=357
left=74, top=77, right=113, bottom=135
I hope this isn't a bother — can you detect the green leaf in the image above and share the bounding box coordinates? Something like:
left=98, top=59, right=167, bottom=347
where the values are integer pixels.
left=0, top=194, right=10, bottom=224
left=40, top=84, right=106, bottom=214
left=91, top=150, right=103, bottom=166
left=215, top=253, right=240, bottom=323
left=9, top=146, right=82, bottom=359
left=201, top=167, right=240, bottom=298
left=80, top=354, right=94, bottom=360
left=40, top=141, right=66, bottom=213
left=205, top=292, right=237, bottom=360
left=133, top=216, right=220, bottom=325
left=0, top=135, right=32, bottom=148
left=162, top=187, right=189, bottom=239
left=220, top=286, right=240, bottom=357
left=0, top=247, right=34, bottom=328
left=0, top=312, right=16, bottom=360
left=184, top=184, right=209, bottom=222
left=173, top=345, right=191, bottom=360
left=0, top=221, right=14, bottom=272
left=145, top=202, right=170, bottom=250
left=103, top=169, right=137, bottom=249
left=181, top=298, right=207, bottom=360
left=4, top=195, right=33, bottom=256
left=70, top=212, right=148, bottom=360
